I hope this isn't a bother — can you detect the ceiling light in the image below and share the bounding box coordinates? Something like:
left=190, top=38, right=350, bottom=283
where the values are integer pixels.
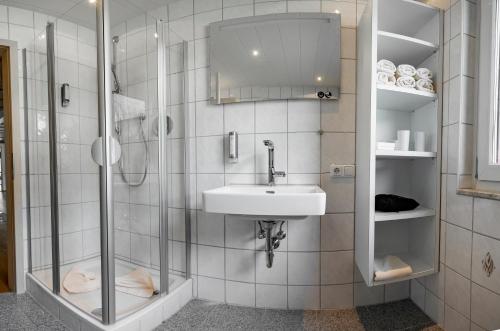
left=252, top=49, right=259, bottom=57
left=38, top=34, right=45, bottom=40
left=316, top=76, right=323, bottom=82
left=88, top=0, right=96, bottom=4
left=334, top=9, right=340, bottom=14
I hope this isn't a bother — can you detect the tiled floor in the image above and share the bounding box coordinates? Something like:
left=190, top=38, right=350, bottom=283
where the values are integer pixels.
left=0, top=292, right=442, bottom=331
left=0, top=293, right=67, bottom=330
left=156, top=299, right=442, bottom=331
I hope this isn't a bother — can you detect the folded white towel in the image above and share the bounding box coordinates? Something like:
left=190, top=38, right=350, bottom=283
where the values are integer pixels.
left=377, top=71, right=396, bottom=86
left=416, top=67, right=433, bottom=80
left=63, top=267, right=101, bottom=294
left=116, top=267, right=156, bottom=298
left=374, top=255, right=413, bottom=281
left=396, top=64, right=416, bottom=78
left=396, top=76, right=416, bottom=89
left=377, top=59, right=396, bottom=74
left=416, top=78, right=435, bottom=93
left=113, top=94, right=146, bottom=122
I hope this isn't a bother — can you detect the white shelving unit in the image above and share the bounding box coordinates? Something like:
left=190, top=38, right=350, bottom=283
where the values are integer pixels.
left=355, top=0, right=442, bottom=287
left=376, top=150, right=437, bottom=159
left=374, top=206, right=435, bottom=222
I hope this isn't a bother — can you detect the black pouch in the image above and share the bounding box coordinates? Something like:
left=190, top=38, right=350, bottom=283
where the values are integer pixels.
left=375, top=194, right=419, bottom=212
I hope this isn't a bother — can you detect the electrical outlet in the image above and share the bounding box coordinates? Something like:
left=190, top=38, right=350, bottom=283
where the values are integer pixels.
left=330, top=164, right=344, bottom=177
left=330, top=164, right=355, bottom=178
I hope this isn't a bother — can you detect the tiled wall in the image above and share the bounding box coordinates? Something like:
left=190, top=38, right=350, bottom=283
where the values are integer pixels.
left=411, top=1, right=500, bottom=330
left=0, top=5, right=101, bottom=270
left=160, top=0, right=412, bottom=310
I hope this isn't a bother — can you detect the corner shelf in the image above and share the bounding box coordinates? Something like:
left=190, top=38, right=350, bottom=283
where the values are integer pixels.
left=374, top=206, right=435, bottom=222
left=373, top=252, right=434, bottom=285
left=378, top=31, right=438, bottom=66
left=376, top=85, right=437, bottom=111
left=376, top=150, right=437, bottom=159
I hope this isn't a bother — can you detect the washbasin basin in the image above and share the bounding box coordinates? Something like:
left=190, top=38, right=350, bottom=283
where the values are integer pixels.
left=202, top=185, right=326, bottom=219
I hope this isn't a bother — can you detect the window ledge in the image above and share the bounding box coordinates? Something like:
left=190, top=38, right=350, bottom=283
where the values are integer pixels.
left=457, top=188, right=500, bottom=201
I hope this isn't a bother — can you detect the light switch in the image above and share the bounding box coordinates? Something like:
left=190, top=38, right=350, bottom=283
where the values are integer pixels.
left=344, top=165, right=355, bottom=177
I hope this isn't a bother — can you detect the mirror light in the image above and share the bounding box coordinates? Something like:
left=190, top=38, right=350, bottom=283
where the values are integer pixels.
left=252, top=49, right=260, bottom=57
left=316, top=76, right=323, bottom=82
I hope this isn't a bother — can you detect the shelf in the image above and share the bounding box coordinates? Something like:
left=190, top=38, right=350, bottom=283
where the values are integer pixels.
left=373, top=252, right=434, bottom=285
left=379, top=0, right=439, bottom=41
left=378, top=31, right=438, bottom=66
left=376, top=85, right=437, bottom=111
left=376, top=150, right=437, bottom=159
left=375, top=206, right=435, bottom=222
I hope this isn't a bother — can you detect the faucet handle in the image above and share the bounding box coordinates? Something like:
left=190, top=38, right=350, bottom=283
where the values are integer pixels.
left=263, top=140, right=274, bottom=148
left=274, top=171, right=286, bottom=177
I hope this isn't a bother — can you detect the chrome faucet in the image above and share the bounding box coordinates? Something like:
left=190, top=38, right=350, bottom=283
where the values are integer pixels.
left=263, top=140, right=286, bottom=186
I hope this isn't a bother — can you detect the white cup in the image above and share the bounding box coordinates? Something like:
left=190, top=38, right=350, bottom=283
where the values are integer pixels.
left=396, top=130, right=410, bottom=151
left=414, top=131, right=426, bottom=152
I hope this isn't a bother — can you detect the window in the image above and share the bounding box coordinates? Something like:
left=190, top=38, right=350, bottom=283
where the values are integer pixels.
left=477, top=0, right=500, bottom=181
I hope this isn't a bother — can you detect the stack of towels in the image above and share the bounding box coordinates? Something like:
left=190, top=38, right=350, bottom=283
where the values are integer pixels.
left=377, top=59, right=435, bottom=93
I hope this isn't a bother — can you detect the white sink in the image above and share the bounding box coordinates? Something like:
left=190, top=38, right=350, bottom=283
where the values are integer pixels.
left=202, top=185, right=326, bottom=219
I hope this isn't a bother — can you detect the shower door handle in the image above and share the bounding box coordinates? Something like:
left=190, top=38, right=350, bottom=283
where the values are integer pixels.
left=91, top=136, right=122, bottom=166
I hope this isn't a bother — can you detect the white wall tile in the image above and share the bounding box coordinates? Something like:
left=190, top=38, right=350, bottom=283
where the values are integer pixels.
left=224, top=102, right=255, bottom=134
left=226, top=248, right=255, bottom=283
left=446, top=223, right=472, bottom=277
left=445, top=267, right=471, bottom=318
left=287, top=217, right=320, bottom=251
left=321, top=250, right=354, bottom=284
left=255, top=100, right=287, bottom=133
left=256, top=251, right=287, bottom=285
left=197, top=211, right=225, bottom=247
left=287, top=286, right=320, bottom=309
left=226, top=281, right=255, bottom=306
left=288, top=132, right=320, bottom=174
left=225, top=217, right=255, bottom=249
left=320, top=213, right=354, bottom=251
left=471, top=233, right=500, bottom=294
left=288, top=252, right=320, bottom=285
left=471, top=283, right=500, bottom=331
left=287, top=100, right=320, bottom=132
left=196, top=135, right=224, bottom=173
left=256, top=284, right=287, bottom=309
left=198, top=276, right=225, bottom=302
left=445, top=304, right=470, bottom=331
left=196, top=101, right=223, bottom=136
left=198, top=245, right=225, bottom=278
left=321, top=284, right=354, bottom=309
left=255, top=1, right=287, bottom=15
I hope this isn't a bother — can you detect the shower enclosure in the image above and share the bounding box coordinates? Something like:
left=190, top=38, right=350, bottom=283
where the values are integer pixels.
left=23, top=0, right=191, bottom=325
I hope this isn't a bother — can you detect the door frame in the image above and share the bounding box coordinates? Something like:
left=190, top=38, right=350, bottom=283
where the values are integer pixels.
left=0, top=40, right=25, bottom=293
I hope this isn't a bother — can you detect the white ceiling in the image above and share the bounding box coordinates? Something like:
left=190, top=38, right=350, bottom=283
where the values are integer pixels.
left=0, top=0, right=174, bottom=28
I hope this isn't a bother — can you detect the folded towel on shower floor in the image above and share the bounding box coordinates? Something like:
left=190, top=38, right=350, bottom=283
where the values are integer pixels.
left=377, top=71, right=396, bottom=86
left=377, top=59, right=396, bottom=74
left=396, top=76, right=416, bottom=89
left=116, top=268, right=156, bottom=298
left=396, top=64, right=416, bottom=78
left=62, top=266, right=156, bottom=298
left=63, top=267, right=101, bottom=294
left=374, top=255, right=413, bottom=281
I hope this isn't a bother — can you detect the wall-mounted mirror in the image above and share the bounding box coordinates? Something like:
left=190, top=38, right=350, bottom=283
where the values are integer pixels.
left=208, top=13, right=341, bottom=104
